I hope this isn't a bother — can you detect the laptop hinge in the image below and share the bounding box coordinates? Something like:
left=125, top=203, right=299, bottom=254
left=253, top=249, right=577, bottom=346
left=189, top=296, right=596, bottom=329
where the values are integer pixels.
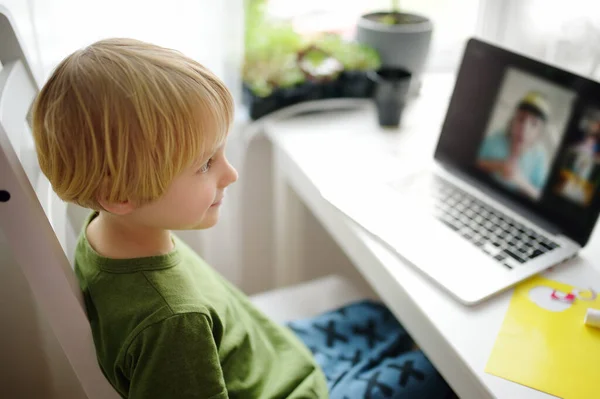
left=439, top=163, right=563, bottom=236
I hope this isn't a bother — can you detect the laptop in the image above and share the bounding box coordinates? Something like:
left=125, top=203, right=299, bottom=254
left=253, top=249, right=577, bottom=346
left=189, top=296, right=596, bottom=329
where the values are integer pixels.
left=323, top=38, right=600, bottom=305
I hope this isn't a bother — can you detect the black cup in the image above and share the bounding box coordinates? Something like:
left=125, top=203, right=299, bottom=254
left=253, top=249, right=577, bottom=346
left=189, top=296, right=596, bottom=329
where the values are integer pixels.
left=368, top=67, right=412, bottom=127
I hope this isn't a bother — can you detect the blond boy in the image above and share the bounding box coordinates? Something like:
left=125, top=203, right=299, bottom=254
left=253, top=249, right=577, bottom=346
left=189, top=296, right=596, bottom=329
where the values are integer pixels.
left=33, top=38, right=327, bottom=398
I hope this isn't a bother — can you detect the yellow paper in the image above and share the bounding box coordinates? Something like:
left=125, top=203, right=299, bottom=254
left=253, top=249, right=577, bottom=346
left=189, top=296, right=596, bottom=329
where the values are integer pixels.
left=486, top=275, right=600, bottom=399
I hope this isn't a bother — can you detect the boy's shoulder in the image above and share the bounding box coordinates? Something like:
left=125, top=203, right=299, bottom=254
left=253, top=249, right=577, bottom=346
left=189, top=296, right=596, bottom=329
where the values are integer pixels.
left=75, top=229, right=227, bottom=330
left=75, top=231, right=230, bottom=372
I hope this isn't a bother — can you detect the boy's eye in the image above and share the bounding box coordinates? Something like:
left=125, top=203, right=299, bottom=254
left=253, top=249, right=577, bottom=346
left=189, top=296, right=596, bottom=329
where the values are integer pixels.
left=197, top=158, right=213, bottom=174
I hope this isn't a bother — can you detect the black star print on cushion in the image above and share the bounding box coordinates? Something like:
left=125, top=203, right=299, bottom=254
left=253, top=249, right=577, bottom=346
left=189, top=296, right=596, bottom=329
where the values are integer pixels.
left=314, top=320, right=349, bottom=347
left=357, top=371, right=394, bottom=399
left=387, top=360, right=425, bottom=387
left=352, top=318, right=385, bottom=349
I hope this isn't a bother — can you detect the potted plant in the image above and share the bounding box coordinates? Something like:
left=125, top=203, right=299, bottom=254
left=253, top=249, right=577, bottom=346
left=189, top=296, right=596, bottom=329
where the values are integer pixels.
left=243, top=1, right=308, bottom=119
left=356, top=0, right=432, bottom=95
left=315, top=34, right=381, bottom=98
left=242, top=0, right=383, bottom=119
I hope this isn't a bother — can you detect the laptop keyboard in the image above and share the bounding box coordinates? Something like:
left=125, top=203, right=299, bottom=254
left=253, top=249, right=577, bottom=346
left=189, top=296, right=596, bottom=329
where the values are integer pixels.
left=428, top=178, right=560, bottom=270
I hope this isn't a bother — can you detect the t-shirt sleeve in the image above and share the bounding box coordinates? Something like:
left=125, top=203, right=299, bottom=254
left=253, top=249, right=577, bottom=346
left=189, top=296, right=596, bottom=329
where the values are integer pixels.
left=126, top=312, right=228, bottom=399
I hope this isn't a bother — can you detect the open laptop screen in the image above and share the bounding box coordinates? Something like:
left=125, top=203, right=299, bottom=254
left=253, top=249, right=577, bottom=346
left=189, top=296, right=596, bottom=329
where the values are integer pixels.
left=434, top=38, right=600, bottom=246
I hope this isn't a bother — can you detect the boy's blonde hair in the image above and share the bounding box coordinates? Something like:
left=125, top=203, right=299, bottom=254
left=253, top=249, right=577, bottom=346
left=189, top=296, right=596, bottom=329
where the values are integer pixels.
left=33, top=38, right=233, bottom=210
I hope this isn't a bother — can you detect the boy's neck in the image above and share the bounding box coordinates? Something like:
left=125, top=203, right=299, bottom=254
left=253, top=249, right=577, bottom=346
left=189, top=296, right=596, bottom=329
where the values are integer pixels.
left=86, top=211, right=174, bottom=259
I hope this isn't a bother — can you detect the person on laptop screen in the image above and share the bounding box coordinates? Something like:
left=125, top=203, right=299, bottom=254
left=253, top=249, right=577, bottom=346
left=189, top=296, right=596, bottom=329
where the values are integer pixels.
left=555, top=116, right=600, bottom=205
left=477, top=91, right=551, bottom=200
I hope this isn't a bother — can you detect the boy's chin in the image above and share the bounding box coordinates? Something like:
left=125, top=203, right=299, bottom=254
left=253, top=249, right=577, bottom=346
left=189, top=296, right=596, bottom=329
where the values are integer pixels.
left=189, top=214, right=219, bottom=230
left=193, top=220, right=218, bottom=230
left=166, top=209, right=220, bottom=231
left=170, top=219, right=218, bottom=231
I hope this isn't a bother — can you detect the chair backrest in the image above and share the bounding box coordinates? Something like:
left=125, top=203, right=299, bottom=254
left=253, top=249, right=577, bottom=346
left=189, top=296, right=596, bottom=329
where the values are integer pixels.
left=0, top=6, right=118, bottom=398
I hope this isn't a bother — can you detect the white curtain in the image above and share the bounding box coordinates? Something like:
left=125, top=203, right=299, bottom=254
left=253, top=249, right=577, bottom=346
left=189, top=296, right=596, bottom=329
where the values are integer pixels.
left=479, top=0, right=600, bottom=80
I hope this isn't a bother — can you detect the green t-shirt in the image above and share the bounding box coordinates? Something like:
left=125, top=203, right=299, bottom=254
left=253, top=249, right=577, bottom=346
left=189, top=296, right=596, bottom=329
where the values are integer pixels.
left=75, top=213, right=327, bottom=398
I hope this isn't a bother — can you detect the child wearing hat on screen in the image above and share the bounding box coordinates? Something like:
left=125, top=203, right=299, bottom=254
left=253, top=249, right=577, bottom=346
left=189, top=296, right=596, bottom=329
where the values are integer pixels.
left=477, top=91, right=551, bottom=199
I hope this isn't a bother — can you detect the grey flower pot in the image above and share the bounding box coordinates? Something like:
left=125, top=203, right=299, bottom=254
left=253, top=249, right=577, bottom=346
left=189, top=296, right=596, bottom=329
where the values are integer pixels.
left=356, top=12, right=433, bottom=95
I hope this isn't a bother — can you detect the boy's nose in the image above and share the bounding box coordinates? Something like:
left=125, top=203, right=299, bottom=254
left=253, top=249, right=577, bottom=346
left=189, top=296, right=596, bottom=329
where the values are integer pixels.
left=221, top=160, right=238, bottom=187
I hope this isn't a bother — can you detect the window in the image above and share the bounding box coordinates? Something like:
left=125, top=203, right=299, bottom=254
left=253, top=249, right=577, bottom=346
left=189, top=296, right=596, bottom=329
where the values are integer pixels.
left=264, top=0, right=600, bottom=79
left=19, top=0, right=244, bottom=98
left=479, top=0, right=600, bottom=80
left=265, top=0, right=483, bottom=72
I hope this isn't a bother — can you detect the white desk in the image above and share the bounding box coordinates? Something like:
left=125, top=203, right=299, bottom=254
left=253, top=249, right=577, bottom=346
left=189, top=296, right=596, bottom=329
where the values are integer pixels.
left=263, top=74, right=600, bottom=399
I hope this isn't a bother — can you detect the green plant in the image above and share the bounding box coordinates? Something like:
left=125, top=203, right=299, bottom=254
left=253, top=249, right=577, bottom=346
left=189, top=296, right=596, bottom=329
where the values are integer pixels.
left=315, top=35, right=381, bottom=72
left=243, top=54, right=305, bottom=97
left=245, top=22, right=305, bottom=63
left=379, top=0, right=415, bottom=25
left=244, top=0, right=306, bottom=96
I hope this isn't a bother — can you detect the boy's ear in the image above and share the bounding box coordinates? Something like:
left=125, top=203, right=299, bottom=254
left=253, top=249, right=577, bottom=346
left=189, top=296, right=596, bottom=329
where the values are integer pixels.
left=97, top=198, right=136, bottom=216
left=97, top=176, right=136, bottom=215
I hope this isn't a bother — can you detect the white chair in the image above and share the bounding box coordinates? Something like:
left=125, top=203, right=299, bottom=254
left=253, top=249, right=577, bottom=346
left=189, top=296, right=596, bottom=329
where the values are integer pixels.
left=0, top=7, right=371, bottom=398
